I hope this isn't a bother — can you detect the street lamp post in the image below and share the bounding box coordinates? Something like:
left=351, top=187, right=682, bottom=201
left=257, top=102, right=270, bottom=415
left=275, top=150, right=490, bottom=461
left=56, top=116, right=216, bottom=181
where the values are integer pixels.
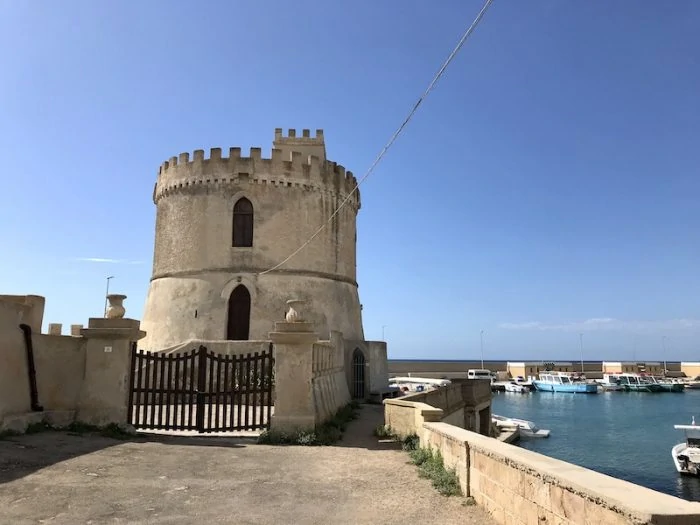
left=382, top=325, right=387, bottom=340
left=579, top=333, right=585, bottom=374
left=480, top=330, right=484, bottom=369
left=662, top=336, right=668, bottom=376
left=104, top=276, right=114, bottom=317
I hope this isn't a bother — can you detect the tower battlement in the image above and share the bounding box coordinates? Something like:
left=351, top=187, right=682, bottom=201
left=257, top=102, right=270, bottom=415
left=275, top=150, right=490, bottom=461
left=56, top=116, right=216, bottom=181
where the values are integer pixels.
left=154, top=137, right=359, bottom=209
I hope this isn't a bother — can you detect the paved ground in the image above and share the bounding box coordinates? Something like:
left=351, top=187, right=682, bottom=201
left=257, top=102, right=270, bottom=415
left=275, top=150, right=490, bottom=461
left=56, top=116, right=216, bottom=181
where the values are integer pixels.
left=0, top=405, right=494, bottom=525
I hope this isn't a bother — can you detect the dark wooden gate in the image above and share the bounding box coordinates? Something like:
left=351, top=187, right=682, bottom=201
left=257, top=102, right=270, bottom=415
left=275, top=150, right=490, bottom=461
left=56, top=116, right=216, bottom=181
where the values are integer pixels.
left=351, top=348, right=366, bottom=399
left=128, top=344, right=274, bottom=433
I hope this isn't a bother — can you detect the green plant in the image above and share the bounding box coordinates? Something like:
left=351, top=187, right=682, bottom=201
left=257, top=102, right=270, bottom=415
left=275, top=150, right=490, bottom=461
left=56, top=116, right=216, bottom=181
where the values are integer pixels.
left=408, top=447, right=461, bottom=497
left=257, top=401, right=360, bottom=446
left=402, top=434, right=419, bottom=451
left=373, top=424, right=393, bottom=438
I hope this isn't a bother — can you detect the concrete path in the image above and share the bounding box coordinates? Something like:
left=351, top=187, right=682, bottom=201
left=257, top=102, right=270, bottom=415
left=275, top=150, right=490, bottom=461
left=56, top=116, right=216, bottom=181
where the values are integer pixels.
left=0, top=405, right=494, bottom=524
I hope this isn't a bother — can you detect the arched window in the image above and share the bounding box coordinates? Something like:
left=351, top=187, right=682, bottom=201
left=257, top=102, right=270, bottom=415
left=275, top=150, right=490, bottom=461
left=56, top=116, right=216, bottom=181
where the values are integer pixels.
left=232, top=198, right=254, bottom=247
left=227, top=285, right=251, bottom=340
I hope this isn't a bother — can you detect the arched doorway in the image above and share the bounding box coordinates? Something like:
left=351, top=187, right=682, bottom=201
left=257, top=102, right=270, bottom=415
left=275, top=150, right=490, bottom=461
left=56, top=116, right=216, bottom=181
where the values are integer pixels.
left=351, top=348, right=366, bottom=399
left=227, top=285, right=251, bottom=340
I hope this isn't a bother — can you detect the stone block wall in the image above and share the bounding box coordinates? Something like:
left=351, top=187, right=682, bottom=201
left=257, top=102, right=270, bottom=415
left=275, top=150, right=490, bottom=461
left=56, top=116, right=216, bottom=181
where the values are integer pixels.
left=422, top=422, right=700, bottom=525
left=384, top=380, right=492, bottom=437
left=1, top=295, right=145, bottom=432
left=311, top=336, right=351, bottom=424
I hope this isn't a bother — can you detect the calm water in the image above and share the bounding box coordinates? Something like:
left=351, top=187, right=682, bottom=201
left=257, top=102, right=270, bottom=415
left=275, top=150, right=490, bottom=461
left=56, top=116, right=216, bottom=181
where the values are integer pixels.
left=492, top=389, right=700, bottom=501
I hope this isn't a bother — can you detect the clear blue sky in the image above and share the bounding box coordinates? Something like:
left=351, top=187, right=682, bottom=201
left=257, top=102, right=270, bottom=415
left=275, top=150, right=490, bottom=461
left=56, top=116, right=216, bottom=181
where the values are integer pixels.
left=2, top=1, right=699, bottom=361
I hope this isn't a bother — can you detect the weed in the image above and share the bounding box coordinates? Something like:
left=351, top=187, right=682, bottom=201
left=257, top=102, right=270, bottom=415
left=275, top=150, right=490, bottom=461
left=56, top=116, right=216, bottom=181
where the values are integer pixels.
left=408, top=446, right=461, bottom=497
left=373, top=424, right=394, bottom=438
left=402, top=434, right=419, bottom=451
left=257, top=401, right=360, bottom=446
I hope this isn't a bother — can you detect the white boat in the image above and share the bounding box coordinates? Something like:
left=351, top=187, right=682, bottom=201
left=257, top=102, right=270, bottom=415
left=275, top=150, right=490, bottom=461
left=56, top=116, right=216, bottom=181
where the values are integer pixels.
left=492, top=414, right=550, bottom=438
left=388, top=376, right=451, bottom=394
left=672, top=417, right=700, bottom=476
left=504, top=381, right=529, bottom=393
left=685, top=376, right=700, bottom=390
left=596, top=375, right=625, bottom=391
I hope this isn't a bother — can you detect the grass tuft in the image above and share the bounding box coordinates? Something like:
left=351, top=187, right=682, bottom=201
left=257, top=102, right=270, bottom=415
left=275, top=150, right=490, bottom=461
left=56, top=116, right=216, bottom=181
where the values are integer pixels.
left=408, top=447, right=461, bottom=496
left=257, top=401, right=361, bottom=446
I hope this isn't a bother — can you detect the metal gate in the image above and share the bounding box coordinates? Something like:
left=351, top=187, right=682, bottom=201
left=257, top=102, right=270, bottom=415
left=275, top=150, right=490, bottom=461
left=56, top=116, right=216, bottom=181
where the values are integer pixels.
left=128, top=344, right=274, bottom=432
left=351, top=348, right=365, bottom=399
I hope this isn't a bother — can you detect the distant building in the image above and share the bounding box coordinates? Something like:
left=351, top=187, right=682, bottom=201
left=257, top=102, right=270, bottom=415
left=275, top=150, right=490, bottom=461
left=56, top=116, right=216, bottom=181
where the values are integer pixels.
left=681, top=362, right=700, bottom=378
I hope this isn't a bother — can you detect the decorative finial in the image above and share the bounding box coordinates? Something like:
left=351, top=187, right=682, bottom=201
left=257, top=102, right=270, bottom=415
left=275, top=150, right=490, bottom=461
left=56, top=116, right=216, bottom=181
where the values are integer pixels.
left=285, top=299, right=306, bottom=323
left=106, top=294, right=127, bottom=319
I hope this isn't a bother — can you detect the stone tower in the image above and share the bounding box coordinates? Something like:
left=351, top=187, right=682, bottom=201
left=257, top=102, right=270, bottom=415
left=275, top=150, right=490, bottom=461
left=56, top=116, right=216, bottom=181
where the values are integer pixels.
left=140, top=128, right=364, bottom=351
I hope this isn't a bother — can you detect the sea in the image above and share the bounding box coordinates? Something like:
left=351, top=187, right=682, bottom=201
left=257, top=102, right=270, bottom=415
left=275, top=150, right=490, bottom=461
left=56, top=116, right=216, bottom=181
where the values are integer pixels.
left=491, top=388, right=700, bottom=502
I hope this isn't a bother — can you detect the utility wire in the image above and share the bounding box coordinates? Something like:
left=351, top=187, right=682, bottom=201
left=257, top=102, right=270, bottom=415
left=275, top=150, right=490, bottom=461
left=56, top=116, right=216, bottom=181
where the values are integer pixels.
left=259, top=0, right=495, bottom=276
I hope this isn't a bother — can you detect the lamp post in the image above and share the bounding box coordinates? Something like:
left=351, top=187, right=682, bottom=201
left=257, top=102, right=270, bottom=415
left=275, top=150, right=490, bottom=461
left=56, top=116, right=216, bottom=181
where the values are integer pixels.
left=662, top=336, right=668, bottom=376
left=103, top=276, right=114, bottom=317
left=579, top=333, right=585, bottom=374
left=480, top=330, right=485, bottom=369
left=382, top=325, right=387, bottom=340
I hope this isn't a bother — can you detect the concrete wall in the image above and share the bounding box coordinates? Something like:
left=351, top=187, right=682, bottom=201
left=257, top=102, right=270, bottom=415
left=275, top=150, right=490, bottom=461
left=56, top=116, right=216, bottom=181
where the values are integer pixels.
left=681, top=362, right=700, bottom=378
left=384, top=380, right=491, bottom=437
left=141, top=129, right=365, bottom=351
left=155, top=339, right=273, bottom=356
left=0, top=299, right=31, bottom=424
left=33, top=334, right=86, bottom=414
left=311, top=336, right=350, bottom=424
left=422, top=422, right=700, bottom=525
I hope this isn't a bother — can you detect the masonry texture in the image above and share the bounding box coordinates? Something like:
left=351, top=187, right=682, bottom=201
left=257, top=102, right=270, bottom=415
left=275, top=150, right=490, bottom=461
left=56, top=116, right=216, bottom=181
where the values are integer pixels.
left=141, top=129, right=364, bottom=351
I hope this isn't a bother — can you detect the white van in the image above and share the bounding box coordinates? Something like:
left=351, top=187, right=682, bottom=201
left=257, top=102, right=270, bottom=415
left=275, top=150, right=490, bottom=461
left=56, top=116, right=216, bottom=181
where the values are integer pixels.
left=467, top=369, right=493, bottom=381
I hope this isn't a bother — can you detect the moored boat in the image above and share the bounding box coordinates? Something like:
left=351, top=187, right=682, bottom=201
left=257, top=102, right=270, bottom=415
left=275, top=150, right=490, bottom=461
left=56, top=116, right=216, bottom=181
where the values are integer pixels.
left=672, top=417, right=700, bottom=476
left=532, top=372, right=598, bottom=393
left=608, top=373, right=665, bottom=393
left=649, top=376, right=685, bottom=393
left=504, top=381, right=529, bottom=393
left=492, top=414, right=550, bottom=438
left=388, top=376, right=451, bottom=394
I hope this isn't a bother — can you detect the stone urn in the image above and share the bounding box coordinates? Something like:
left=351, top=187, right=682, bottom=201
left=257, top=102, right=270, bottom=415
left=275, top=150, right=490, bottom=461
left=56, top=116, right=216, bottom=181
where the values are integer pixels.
left=106, top=294, right=127, bottom=319
left=285, top=299, right=306, bottom=323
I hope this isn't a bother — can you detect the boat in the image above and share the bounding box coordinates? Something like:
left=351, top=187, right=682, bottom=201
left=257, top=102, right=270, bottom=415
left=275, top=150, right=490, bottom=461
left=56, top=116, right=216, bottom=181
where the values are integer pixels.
left=492, top=414, right=550, bottom=438
left=672, top=417, right=700, bottom=476
left=596, top=379, right=625, bottom=392
left=388, top=376, right=451, bottom=394
left=504, top=381, right=529, bottom=393
left=649, top=376, right=685, bottom=393
left=685, top=376, right=700, bottom=390
left=532, top=372, right=598, bottom=393
left=606, top=373, right=664, bottom=393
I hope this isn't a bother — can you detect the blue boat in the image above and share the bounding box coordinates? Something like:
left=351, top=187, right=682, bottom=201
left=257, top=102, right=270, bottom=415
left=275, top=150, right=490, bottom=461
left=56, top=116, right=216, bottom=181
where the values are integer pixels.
left=532, top=372, right=598, bottom=394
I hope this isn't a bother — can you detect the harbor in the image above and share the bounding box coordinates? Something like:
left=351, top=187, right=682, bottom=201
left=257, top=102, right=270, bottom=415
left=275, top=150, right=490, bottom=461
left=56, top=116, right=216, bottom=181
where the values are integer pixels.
left=388, top=362, right=700, bottom=502
left=492, top=388, right=700, bottom=502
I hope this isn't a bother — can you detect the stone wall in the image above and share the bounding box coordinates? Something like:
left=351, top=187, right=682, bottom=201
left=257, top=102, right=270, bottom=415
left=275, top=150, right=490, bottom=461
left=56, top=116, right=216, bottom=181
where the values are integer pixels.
left=0, top=299, right=31, bottom=425
left=32, top=334, right=86, bottom=425
left=0, top=294, right=145, bottom=432
left=311, top=332, right=351, bottom=424
left=422, top=422, right=700, bottom=525
left=384, top=380, right=491, bottom=437
left=155, top=339, right=272, bottom=356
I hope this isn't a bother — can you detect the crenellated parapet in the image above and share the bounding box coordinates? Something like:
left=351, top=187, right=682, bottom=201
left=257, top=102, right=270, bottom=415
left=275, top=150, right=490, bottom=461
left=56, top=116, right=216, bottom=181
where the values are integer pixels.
left=153, top=145, right=360, bottom=210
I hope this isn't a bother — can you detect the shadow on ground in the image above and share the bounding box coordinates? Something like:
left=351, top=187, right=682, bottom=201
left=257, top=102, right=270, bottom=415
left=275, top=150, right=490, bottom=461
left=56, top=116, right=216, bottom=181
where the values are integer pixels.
left=0, top=430, right=250, bottom=485
left=0, top=403, right=393, bottom=486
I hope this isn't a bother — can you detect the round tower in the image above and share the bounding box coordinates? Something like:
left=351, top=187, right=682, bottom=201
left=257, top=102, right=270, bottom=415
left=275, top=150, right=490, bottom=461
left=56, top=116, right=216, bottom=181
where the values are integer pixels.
left=140, top=128, right=364, bottom=351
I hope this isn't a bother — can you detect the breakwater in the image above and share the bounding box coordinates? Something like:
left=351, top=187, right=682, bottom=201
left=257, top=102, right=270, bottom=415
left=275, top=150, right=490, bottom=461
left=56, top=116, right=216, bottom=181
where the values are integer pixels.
left=389, top=359, right=693, bottom=380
